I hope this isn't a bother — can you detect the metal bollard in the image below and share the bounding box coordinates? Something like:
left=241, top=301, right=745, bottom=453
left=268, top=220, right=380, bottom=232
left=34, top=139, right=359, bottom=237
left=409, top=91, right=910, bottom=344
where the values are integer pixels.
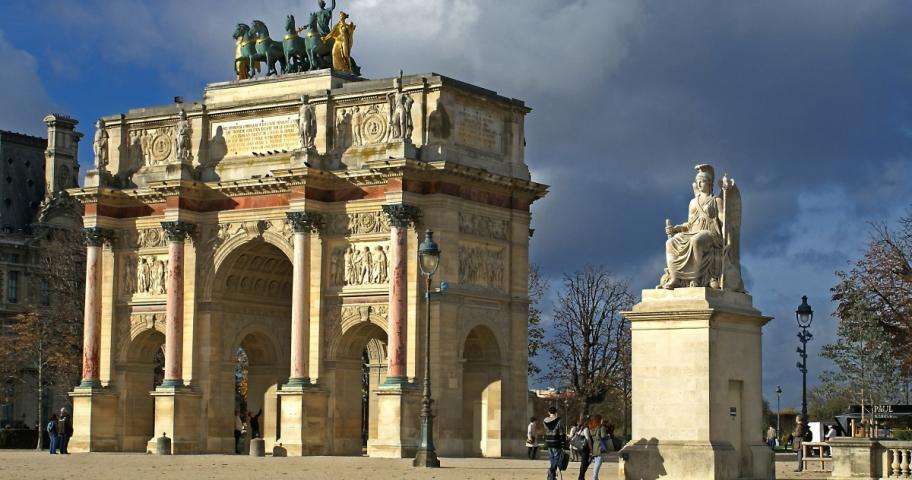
left=249, top=438, right=265, bottom=457
left=153, top=432, right=172, bottom=455
left=272, top=442, right=287, bottom=457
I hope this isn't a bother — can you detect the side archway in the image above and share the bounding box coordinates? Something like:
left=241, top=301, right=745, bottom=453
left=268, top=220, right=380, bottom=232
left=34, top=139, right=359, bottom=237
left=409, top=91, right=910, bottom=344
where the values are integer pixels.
left=117, top=329, right=165, bottom=452
left=461, top=324, right=504, bottom=457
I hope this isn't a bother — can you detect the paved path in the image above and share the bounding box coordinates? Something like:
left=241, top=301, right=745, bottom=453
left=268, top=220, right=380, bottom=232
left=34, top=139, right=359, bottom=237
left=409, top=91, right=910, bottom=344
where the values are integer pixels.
left=0, top=450, right=829, bottom=479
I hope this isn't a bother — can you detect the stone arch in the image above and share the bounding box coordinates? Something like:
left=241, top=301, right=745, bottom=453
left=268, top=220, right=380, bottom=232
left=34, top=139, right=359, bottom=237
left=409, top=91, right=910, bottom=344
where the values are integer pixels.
left=461, top=324, right=504, bottom=457
left=118, top=328, right=165, bottom=452
left=205, top=236, right=293, bottom=453
left=203, top=227, right=293, bottom=301
left=328, top=320, right=388, bottom=455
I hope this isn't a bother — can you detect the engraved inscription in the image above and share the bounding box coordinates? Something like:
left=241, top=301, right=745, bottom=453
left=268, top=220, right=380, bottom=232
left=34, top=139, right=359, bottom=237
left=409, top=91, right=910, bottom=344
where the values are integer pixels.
left=212, top=115, right=299, bottom=157
left=454, top=105, right=503, bottom=154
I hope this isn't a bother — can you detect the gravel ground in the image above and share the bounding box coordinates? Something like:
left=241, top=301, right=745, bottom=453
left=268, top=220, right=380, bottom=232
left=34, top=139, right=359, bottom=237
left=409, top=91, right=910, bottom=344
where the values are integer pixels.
left=0, top=450, right=830, bottom=479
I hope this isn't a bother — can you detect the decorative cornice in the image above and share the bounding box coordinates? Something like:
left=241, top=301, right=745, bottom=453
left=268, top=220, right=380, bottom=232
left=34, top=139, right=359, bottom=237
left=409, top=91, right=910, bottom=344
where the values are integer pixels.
left=161, top=221, right=196, bottom=243
left=381, top=204, right=421, bottom=229
left=84, top=227, right=113, bottom=247
left=286, top=211, right=323, bottom=234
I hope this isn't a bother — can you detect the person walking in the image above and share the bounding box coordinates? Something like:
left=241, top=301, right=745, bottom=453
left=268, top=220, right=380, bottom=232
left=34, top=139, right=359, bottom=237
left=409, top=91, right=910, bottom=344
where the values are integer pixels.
left=57, top=408, right=72, bottom=454
left=568, top=422, right=580, bottom=462
left=234, top=409, right=244, bottom=454
left=250, top=409, right=262, bottom=439
left=570, top=415, right=593, bottom=480
left=543, top=407, right=566, bottom=480
left=47, top=414, right=59, bottom=454
left=766, top=425, right=777, bottom=448
left=793, top=415, right=806, bottom=472
left=526, top=416, right=540, bottom=459
left=591, top=417, right=614, bottom=480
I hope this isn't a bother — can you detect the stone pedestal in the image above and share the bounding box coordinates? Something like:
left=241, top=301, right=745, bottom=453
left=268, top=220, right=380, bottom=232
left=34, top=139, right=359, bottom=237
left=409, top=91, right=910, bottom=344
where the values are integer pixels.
left=68, top=387, right=119, bottom=452
left=147, top=387, right=202, bottom=454
left=276, top=385, right=329, bottom=456
left=367, top=385, right=420, bottom=458
left=619, top=288, right=773, bottom=480
left=830, top=437, right=880, bottom=480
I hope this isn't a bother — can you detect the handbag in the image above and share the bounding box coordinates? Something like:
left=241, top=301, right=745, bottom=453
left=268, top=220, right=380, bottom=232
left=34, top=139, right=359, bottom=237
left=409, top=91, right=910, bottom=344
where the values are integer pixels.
left=569, top=431, right=588, bottom=451
left=559, top=449, right=570, bottom=471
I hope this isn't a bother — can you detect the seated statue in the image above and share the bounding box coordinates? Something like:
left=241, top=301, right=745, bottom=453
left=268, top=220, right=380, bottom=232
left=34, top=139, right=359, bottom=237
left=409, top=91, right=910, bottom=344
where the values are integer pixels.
left=659, top=164, right=744, bottom=292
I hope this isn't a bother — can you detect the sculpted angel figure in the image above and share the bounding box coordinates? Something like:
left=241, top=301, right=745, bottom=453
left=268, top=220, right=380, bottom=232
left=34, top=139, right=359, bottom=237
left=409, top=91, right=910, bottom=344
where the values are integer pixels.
left=175, top=109, right=192, bottom=163
left=659, top=164, right=744, bottom=291
left=93, top=120, right=108, bottom=169
left=298, top=96, right=317, bottom=150
left=387, top=92, right=414, bottom=141
left=322, top=11, right=355, bottom=73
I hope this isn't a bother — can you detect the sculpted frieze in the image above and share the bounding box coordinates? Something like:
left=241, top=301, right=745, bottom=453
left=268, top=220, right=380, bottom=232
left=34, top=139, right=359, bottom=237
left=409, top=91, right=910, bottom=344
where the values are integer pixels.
left=336, top=103, right=389, bottom=149
left=458, top=243, right=505, bottom=291
left=137, top=228, right=168, bottom=249
left=329, top=243, right=389, bottom=287
left=136, top=255, right=168, bottom=295
left=129, top=313, right=165, bottom=340
left=324, top=212, right=390, bottom=237
left=119, top=255, right=137, bottom=297
left=128, top=126, right=175, bottom=168
left=459, top=212, right=509, bottom=241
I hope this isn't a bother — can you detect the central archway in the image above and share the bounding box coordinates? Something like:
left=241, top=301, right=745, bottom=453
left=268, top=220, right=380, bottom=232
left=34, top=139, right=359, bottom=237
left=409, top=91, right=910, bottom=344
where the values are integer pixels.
left=207, top=238, right=292, bottom=453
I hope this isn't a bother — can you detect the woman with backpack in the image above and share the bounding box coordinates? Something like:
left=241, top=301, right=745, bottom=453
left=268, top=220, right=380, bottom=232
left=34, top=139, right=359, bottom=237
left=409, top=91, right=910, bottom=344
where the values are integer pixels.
left=47, top=414, right=59, bottom=454
left=569, top=415, right=593, bottom=480
left=590, top=417, right=615, bottom=480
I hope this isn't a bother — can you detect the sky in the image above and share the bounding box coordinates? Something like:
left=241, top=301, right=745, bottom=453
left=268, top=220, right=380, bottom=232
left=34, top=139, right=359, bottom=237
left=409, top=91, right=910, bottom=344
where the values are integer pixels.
left=1, top=0, right=911, bottom=411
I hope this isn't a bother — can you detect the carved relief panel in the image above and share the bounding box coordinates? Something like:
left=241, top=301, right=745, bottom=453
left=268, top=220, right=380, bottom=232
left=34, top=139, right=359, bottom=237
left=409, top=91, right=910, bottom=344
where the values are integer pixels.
left=128, top=126, right=175, bottom=168
left=323, top=303, right=389, bottom=354
left=459, top=212, right=509, bottom=241
left=134, top=255, right=168, bottom=296
left=458, top=243, right=506, bottom=292
left=329, top=243, right=390, bottom=288
left=335, top=104, right=389, bottom=149
left=323, top=212, right=390, bottom=237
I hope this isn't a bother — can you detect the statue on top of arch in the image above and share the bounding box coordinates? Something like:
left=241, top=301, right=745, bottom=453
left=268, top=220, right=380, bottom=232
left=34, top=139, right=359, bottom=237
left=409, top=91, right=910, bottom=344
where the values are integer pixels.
left=233, top=0, right=361, bottom=80
left=658, top=164, right=745, bottom=292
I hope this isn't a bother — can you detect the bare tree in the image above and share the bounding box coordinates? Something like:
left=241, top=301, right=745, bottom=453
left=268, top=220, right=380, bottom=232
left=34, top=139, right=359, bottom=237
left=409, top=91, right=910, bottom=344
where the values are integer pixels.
left=544, top=265, right=634, bottom=414
left=832, top=212, right=912, bottom=371
left=0, top=226, right=83, bottom=449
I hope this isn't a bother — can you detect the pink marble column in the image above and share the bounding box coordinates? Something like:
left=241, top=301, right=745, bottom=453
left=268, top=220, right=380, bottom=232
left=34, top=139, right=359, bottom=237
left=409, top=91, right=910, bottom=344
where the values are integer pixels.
left=160, top=221, right=193, bottom=388
left=79, top=228, right=107, bottom=388
left=285, top=212, right=319, bottom=386
left=381, top=205, right=419, bottom=385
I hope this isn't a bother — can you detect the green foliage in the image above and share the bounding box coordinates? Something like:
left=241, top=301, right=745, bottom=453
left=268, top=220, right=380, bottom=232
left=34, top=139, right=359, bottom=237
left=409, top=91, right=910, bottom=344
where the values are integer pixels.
left=894, top=429, right=912, bottom=441
left=527, top=264, right=548, bottom=377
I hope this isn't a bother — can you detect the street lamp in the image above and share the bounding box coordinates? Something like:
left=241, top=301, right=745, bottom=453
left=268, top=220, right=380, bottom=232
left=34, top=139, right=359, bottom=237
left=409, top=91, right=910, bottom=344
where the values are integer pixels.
left=414, top=229, right=441, bottom=468
left=796, top=295, right=814, bottom=420
left=776, top=385, right=782, bottom=441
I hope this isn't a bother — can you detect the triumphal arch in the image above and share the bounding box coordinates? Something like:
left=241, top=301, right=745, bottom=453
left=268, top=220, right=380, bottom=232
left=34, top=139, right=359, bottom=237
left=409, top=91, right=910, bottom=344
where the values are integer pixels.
left=67, top=66, right=546, bottom=457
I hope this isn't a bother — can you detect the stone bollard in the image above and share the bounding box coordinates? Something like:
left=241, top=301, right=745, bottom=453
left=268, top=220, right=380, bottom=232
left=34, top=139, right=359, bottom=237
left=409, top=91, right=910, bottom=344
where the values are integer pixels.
left=249, top=438, right=265, bottom=457
left=273, top=442, right=287, bottom=457
left=153, top=432, right=172, bottom=455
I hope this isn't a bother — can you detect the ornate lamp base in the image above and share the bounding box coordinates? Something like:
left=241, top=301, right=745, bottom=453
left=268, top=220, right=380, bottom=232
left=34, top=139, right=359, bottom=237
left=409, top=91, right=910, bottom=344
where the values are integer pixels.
left=412, top=412, right=440, bottom=468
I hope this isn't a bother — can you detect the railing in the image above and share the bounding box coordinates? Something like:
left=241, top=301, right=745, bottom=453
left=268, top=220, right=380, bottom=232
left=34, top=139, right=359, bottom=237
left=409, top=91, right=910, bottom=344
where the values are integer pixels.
left=881, top=442, right=912, bottom=479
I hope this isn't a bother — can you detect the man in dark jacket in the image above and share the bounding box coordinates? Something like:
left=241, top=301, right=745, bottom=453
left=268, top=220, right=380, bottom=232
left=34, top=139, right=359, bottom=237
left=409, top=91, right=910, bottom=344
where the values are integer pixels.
left=543, top=406, right=565, bottom=480
left=58, top=407, right=73, bottom=454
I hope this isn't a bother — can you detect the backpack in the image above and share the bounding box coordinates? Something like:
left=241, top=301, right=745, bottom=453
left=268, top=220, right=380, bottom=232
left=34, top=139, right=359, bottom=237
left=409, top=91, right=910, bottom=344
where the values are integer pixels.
left=46, top=420, right=56, bottom=434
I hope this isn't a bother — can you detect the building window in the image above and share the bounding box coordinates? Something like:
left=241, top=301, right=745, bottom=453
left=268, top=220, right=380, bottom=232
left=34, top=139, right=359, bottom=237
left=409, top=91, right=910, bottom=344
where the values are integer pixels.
left=7, top=271, right=18, bottom=303
left=39, top=278, right=50, bottom=306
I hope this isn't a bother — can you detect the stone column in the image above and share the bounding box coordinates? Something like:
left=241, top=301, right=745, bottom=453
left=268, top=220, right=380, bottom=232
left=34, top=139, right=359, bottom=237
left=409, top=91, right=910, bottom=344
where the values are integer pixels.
left=79, top=227, right=109, bottom=388
left=380, top=204, right=420, bottom=385
left=285, top=212, right=321, bottom=386
left=160, top=221, right=194, bottom=388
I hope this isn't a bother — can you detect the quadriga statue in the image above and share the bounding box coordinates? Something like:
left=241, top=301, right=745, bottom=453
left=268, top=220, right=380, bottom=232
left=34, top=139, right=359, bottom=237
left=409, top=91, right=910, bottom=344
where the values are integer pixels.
left=658, top=164, right=745, bottom=292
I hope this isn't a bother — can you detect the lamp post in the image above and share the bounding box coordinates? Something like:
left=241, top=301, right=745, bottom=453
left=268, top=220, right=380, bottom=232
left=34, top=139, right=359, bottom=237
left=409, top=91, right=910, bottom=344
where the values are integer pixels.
left=796, top=296, right=814, bottom=420
left=776, top=385, right=782, bottom=439
left=414, top=229, right=441, bottom=468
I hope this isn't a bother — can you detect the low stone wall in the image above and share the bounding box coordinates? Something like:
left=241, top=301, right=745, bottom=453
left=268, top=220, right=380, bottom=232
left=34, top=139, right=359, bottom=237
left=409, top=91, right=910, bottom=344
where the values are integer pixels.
left=830, top=437, right=912, bottom=480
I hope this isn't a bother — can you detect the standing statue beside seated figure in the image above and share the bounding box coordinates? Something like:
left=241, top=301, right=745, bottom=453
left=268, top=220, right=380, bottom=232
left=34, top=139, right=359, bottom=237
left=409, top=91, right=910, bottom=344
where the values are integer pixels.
left=322, top=11, right=356, bottom=74
left=658, top=164, right=744, bottom=292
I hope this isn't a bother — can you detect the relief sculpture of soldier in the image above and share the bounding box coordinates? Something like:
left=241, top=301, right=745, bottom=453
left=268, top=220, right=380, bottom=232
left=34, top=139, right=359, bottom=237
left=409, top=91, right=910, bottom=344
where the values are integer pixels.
left=387, top=91, right=414, bottom=141
left=659, top=164, right=744, bottom=291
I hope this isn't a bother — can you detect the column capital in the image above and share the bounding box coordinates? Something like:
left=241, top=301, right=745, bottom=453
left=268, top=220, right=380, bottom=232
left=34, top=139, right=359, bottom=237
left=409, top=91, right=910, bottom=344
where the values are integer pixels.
left=83, top=227, right=113, bottom=247
left=161, top=221, right=196, bottom=243
left=381, top=204, right=421, bottom=229
left=286, top=211, right=323, bottom=234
